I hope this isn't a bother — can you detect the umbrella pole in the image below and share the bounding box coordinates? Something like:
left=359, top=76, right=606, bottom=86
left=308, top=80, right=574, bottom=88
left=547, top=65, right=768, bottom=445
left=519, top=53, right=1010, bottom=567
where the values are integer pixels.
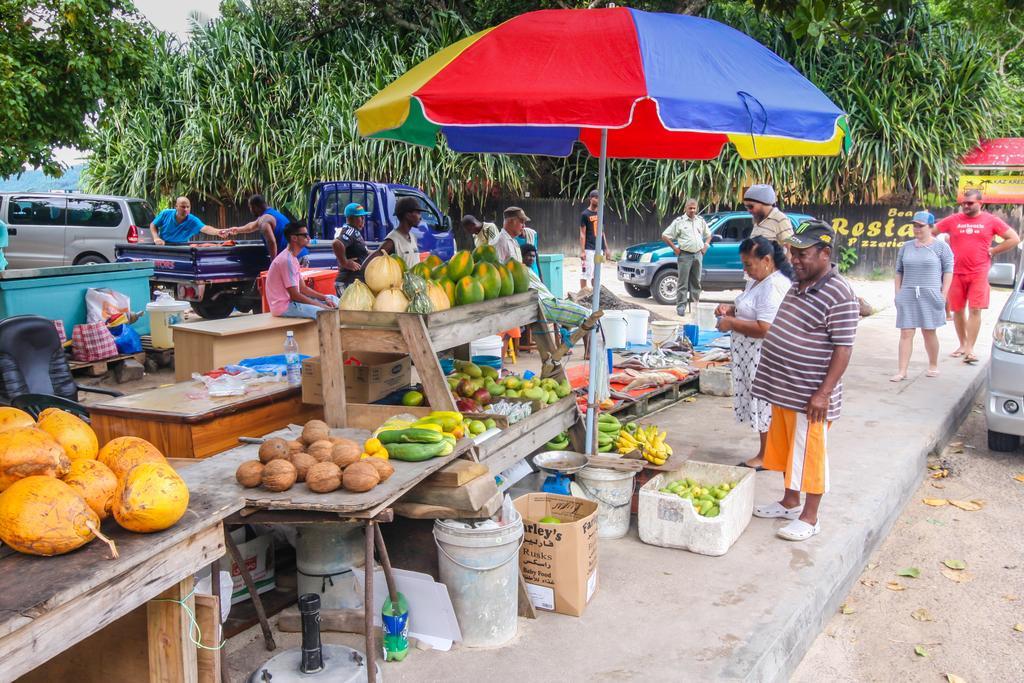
left=583, top=128, right=608, bottom=455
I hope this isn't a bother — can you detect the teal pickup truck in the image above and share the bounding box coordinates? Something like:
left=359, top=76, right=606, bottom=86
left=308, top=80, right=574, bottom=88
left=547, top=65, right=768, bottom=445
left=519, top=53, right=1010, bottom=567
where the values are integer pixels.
left=617, top=210, right=814, bottom=304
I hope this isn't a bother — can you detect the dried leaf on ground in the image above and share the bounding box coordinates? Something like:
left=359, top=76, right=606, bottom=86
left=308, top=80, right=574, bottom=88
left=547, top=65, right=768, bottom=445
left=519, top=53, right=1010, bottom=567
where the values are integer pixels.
left=1004, top=595, right=1019, bottom=602
left=928, top=463, right=942, bottom=470
left=840, top=602, right=855, bottom=615
left=949, top=500, right=984, bottom=511
left=930, top=469, right=949, bottom=479
left=682, top=397, right=697, bottom=403
left=887, top=581, right=906, bottom=591
left=946, top=675, right=966, bottom=683
left=911, top=608, right=933, bottom=622
left=898, top=567, right=921, bottom=578
left=1013, top=474, right=1024, bottom=483
left=1014, top=623, right=1024, bottom=632
left=861, top=578, right=878, bottom=588
left=868, top=562, right=879, bottom=570
left=941, top=568, right=975, bottom=583
left=923, top=498, right=948, bottom=507
left=914, top=645, right=929, bottom=657
left=931, top=482, right=946, bottom=489
left=942, top=559, right=967, bottom=570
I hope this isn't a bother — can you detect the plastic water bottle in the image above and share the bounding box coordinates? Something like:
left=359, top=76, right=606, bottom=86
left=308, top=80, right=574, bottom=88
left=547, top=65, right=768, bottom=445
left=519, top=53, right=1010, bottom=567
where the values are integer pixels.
left=284, top=331, right=301, bottom=386
left=382, top=592, right=410, bottom=662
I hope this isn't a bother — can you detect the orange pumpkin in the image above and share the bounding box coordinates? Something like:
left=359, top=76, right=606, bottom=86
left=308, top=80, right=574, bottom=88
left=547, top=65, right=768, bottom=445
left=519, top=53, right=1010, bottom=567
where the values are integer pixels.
left=37, top=409, right=99, bottom=461
left=0, top=427, right=70, bottom=491
left=98, top=436, right=166, bottom=479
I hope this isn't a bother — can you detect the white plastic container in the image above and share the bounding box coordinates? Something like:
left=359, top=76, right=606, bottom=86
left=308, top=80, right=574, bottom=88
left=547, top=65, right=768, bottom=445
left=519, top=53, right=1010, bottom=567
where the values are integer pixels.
left=295, top=522, right=365, bottom=609
left=601, top=311, right=628, bottom=349
left=573, top=466, right=635, bottom=539
left=433, top=511, right=524, bottom=647
left=470, top=335, right=503, bottom=358
left=695, top=302, right=718, bottom=330
left=145, top=299, right=190, bottom=349
left=623, top=308, right=650, bottom=345
left=637, top=460, right=754, bottom=556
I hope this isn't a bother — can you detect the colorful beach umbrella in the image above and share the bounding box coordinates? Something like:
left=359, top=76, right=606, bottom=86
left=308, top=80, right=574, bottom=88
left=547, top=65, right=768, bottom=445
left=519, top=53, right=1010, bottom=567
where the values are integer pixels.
left=356, top=8, right=850, bottom=453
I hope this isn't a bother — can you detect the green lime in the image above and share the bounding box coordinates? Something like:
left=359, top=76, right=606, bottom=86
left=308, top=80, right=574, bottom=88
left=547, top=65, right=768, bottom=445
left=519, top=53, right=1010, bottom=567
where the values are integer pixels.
left=402, top=390, right=424, bottom=407
left=468, top=420, right=486, bottom=435
left=484, top=418, right=496, bottom=430
left=538, top=516, right=561, bottom=524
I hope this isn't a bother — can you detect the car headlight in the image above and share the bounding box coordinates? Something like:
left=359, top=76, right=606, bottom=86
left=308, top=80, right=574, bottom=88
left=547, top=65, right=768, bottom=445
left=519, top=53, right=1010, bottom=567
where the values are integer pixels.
left=994, top=321, right=1024, bottom=354
left=639, top=252, right=653, bottom=263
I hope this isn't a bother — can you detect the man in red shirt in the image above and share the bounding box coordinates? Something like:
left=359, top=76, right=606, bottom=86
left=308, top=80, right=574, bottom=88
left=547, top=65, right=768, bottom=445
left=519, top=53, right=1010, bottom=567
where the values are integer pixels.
left=934, top=189, right=1020, bottom=363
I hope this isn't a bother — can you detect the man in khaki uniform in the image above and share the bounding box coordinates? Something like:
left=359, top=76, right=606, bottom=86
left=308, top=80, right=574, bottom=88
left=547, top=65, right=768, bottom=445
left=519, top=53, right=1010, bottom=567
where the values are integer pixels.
left=744, top=184, right=793, bottom=245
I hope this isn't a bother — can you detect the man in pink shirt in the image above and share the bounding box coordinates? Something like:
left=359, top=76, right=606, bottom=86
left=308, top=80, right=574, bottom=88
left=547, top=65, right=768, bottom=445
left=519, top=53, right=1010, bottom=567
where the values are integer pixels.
left=266, top=223, right=338, bottom=319
left=934, top=189, right=1020, bottom=363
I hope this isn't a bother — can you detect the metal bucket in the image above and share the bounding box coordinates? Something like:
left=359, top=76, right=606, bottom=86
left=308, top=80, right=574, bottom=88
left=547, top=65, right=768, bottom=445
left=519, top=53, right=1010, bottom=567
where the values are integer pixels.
left=433, top=512, right=524, bottom=647
left=575, top=466, right=636, bottom=539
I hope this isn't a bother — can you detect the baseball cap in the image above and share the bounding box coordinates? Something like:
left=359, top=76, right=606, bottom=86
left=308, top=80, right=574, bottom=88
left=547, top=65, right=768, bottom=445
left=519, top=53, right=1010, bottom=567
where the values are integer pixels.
left=787, top=219, right=836, bottom=249
left=912, top=210, right=935, bottom=225
left=503, top=206, right=530, bottom=222
left=344, top=202, right=371, bottom=217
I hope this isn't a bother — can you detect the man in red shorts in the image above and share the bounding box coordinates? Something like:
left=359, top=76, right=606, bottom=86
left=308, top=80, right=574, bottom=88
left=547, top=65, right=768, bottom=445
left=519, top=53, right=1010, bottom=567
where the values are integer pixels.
left=934, top=189, right=1019, bottom=364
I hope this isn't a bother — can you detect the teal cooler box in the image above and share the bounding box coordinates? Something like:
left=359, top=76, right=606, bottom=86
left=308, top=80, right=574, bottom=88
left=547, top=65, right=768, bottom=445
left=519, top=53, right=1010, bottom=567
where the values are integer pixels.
left=0, top=262, right=154, bottom=335
left=538, top=254, right=564, bottom=298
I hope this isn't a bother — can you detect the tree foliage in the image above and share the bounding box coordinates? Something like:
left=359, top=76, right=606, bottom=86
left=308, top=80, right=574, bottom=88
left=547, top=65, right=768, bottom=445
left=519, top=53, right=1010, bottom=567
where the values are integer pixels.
left=0, top=0, right=153, bottom=176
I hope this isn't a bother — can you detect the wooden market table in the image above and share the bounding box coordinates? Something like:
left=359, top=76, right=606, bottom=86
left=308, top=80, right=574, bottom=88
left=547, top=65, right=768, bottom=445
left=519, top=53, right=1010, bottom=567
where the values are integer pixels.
left=183, top=424, right=477, bottom=683
left=0, top=476, right=243, bottom=683
left=88, top=379, right=323, bottom=459
left=170, top=313, right=318, bottom=381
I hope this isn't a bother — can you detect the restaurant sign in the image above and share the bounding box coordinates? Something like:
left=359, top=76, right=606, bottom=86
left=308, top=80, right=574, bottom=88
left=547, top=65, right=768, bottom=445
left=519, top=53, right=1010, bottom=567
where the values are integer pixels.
left=957, top=174, right=1024, bottom=204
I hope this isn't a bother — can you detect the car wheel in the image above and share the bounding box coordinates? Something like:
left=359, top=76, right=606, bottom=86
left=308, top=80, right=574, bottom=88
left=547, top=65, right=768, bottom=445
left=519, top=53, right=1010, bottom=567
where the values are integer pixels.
left=624, top=283, right=651, bottom=298
left=651, top=269, right=678, bottom=306
left=987, top=429, right=1020, bottom=452
left=74, top=254, right=108, bottom=266
left=190, top=298, right=236, bottom=319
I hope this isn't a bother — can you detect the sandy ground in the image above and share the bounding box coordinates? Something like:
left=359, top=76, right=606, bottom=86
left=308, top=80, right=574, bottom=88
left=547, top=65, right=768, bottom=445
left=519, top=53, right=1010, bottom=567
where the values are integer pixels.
left=792, top=395, right=1024, bottom=683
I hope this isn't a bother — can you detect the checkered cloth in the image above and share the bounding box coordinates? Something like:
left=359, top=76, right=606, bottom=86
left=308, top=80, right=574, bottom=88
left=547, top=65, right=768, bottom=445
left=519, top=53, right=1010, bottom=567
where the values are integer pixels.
left=540, top=297, right=591, bottom=328
left=72, top=321, right=118, bottom=362
left=52, top=320, right=66, bottom=345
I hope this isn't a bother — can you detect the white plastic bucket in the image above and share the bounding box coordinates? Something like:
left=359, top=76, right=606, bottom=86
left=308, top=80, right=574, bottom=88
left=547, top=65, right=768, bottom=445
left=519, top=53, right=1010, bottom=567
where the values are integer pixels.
left=470, top=335, right=503, bottom=358
left=433, top=512, right=524, bottom=647
left=295, top=523, right=365, bottom=609
left=574, top=467, right=636, bottom=540
left=602, top=311, right=628, bottom=348
left=695, top=302, right=718, bottom=330
left=623, top=308, right=650, bottom=345
left=146, top=300, right=190, bottom=349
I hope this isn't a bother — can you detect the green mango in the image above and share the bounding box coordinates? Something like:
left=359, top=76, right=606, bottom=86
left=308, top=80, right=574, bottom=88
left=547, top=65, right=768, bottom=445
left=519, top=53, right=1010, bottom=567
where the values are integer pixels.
left=481, top=365, right=499, bottom=379
left=505, top=390, right=520, bottom=398
left=523, top=387, right=546, bottom=401
left=503, top=375, right=522, bottom=389
left=554, top=379, right=571, bottom=398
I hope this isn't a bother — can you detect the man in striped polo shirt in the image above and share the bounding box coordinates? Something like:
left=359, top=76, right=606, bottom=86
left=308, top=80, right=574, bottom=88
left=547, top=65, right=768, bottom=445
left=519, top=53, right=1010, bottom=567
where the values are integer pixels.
left=751, top=220, right=858, bottom=541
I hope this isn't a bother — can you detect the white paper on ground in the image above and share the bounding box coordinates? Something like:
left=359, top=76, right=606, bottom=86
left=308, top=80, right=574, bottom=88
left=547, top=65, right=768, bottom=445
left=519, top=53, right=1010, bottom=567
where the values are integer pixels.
left=350, top=567, right=462, bottom=649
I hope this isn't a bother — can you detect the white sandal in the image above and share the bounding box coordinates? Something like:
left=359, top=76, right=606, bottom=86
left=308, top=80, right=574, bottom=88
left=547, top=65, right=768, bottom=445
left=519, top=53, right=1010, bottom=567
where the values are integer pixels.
left=777, top=519, right=820, bottom=541
left=753, top=501, right=803, bottom=519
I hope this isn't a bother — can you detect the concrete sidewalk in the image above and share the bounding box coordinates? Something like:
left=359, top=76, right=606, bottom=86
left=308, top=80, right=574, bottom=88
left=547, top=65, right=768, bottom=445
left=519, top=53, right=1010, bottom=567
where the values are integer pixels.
left=226, top=278, right=1009, bottom=682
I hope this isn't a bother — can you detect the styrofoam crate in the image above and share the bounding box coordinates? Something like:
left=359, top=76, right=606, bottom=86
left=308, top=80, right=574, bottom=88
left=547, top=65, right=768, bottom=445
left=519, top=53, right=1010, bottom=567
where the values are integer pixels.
left=637, top=460, right=755, bottom=556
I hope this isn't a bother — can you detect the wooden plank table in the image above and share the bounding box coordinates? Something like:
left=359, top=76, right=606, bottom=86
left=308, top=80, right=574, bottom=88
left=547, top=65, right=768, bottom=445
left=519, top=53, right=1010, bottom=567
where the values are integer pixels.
left=170, top=313, right=318, bottom=381
left=0, top=476, right=243, bottom=682
left=89, top=379, right=323, bottom=459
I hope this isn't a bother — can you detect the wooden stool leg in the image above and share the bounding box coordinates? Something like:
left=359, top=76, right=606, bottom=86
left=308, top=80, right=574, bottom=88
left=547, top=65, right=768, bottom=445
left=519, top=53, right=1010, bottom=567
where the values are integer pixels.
left=224, top=528, right=276, bottom=651
left=208, top=560, right=231, bottom=683
left=364, top=521, right=377, bottom=683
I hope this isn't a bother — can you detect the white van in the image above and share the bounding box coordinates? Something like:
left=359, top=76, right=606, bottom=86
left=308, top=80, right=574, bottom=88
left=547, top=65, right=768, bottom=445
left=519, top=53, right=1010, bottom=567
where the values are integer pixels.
left=0, top=192, right=155, bottom=269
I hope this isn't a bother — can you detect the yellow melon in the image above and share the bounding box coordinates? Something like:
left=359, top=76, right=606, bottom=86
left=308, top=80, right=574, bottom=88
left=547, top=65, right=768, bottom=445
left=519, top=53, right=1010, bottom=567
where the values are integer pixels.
left=63, top=459, right=118, bottom=520
left=113, top=462, right=189, bottom=533
left=0, top=476, right=117, bottom=557
left=98, top=436, right=166, bottom=479
left=0, top=407, right=35, bottom=432
left=37, top=409, right=99, bottom=461
left=0, top=426, right=70, bottom=491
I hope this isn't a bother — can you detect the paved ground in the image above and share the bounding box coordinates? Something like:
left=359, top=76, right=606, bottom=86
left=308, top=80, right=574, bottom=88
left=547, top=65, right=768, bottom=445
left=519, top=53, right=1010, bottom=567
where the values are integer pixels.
left=220, top=264, right=1014, bottom=681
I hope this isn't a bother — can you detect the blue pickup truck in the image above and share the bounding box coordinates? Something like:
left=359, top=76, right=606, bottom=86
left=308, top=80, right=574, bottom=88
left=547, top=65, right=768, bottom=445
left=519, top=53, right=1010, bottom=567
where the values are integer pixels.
left=308, top=181, right=456, bottom=261
left=617, top=210, right=814, bottom=304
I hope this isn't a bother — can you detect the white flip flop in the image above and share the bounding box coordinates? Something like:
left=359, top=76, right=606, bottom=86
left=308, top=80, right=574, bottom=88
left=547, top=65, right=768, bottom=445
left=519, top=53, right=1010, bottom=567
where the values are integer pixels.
left=753, top=501, right=803, bottom=519
left=777, top=519, right=820, bottom=541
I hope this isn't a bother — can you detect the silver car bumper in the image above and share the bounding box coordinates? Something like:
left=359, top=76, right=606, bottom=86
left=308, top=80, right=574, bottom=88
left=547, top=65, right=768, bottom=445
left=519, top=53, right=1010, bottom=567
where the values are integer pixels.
left=617, top=261, right=660, bottom=286
left=986, top=345, right=1024, bottom=435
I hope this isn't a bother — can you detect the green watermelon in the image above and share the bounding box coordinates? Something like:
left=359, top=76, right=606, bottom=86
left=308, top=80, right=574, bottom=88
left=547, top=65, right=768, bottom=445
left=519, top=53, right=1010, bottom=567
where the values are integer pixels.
left=497, top=264, right=514, bottom=297
left=455, top=276, right=485, bottom=306
left=474, top=263, right=501, bottom=300
left=472, top=244, right=499, bottom=265
left=424, top=254, right=443, bottom=269
left=447, top=250, right=475, bottom=281
left=506, top=260, right=530, bottom=294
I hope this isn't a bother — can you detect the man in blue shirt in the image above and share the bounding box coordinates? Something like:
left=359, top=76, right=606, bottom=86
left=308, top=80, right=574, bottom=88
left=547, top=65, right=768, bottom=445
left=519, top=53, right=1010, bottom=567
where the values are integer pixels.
left=149, top=196, right=225, bottom=245
left=229, top=194, right=298, bottom=261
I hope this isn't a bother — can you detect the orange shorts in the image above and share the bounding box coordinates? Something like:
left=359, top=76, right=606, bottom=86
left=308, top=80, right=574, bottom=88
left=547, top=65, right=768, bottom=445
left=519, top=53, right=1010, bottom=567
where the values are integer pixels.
left=947, top=271, right=990, bottom=311
left=763, top=405, right=831, bottom=495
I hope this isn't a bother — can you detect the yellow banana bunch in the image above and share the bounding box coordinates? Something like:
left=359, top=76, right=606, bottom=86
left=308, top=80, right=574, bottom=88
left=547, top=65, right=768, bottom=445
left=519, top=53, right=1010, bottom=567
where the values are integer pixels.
left=615, top=430, right=639, bottom=454
left=633, top=424, right=670, bottom=465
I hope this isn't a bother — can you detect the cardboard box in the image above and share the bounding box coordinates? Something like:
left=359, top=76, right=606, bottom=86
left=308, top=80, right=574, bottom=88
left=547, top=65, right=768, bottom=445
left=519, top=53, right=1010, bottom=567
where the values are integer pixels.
left=217, top=526, right=276, bottom=605
left=302, top=351, right=412, bottom=404
left=514, top=493, right=599, bottom=617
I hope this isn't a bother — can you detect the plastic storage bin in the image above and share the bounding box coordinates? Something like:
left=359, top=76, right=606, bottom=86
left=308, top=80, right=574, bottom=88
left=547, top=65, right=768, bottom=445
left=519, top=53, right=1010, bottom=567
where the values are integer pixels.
left=0, top=262, right=153, bottom=336
left=146, top=299, right=190, bottom=349
left=538, top=254, right=565, bottom=298
left=637, top=460, right=754, bottom=556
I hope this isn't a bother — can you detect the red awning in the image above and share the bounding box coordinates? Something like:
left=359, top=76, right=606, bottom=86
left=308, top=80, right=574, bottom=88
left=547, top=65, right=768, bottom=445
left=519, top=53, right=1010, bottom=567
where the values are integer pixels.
left=962, top=138, right=1024, bottom=168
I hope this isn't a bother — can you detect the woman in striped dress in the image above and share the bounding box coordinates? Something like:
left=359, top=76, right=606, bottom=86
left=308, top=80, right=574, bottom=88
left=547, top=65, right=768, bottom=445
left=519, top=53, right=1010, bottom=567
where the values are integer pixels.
left=891, top=211, right=954, bottom=381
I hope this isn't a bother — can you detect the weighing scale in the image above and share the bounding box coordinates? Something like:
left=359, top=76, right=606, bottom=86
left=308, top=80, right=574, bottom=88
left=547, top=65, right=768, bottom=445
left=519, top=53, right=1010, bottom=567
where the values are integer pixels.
left=533, top=451, right=589, bottom=495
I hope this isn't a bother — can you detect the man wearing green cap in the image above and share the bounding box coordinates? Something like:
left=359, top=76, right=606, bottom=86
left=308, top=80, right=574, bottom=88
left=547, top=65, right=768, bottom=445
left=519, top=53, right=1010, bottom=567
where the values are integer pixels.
left=332, top=202, right=371, bottom=294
